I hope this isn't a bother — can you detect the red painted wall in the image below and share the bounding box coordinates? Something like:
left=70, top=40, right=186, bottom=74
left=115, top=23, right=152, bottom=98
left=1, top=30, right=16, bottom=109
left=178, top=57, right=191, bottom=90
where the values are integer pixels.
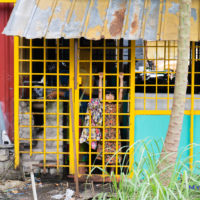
left=0, top=3, right=14, bottom=141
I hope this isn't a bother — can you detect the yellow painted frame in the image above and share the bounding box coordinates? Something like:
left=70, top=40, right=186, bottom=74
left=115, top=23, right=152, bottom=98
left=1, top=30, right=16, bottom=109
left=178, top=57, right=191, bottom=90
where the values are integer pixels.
left=0, top=0, right=15, bottom=2
left=129, top=40, right=135, bottom=176
left=190, top=42, right=195, bottom=169
left=14, top=39, right=198, bottom=173
left=16, top=38, right=73, bottom=173
left=69, top=39, right=75, bottom=174
left=14, top=36, right=19, bottom=168
left=76, top=39, right=135, bottom=178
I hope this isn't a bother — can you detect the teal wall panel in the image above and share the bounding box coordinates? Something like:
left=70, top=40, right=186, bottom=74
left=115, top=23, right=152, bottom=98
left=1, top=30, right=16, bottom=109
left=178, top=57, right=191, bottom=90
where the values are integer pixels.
left=193, top=115, right=200, bottom=165
left=134, top=115, right=190, bottom=164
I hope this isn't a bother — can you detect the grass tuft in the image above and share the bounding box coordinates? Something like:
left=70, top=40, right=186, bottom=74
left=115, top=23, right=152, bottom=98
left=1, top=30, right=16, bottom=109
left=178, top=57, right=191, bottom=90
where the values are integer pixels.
left=91, top=139, right=200, bottom=200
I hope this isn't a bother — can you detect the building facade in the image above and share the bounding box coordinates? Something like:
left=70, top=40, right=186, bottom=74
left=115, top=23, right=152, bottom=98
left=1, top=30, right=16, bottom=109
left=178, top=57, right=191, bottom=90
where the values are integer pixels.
left=1, top=0, right=200, bottom=179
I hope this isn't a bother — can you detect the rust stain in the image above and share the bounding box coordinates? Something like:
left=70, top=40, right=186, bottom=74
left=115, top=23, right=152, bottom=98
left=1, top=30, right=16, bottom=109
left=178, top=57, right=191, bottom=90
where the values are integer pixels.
left=130, top=14, right=138, bottom=35
left=109, top=8, right=126, bottom=37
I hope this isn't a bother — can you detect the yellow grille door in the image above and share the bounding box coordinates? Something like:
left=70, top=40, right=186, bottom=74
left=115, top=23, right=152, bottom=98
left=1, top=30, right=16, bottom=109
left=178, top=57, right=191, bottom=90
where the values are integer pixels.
left=75, top=39, right=135, bottom=178
left=15, top=38, right=198, bottom=176
left=16, top=38, right=74, bottom=174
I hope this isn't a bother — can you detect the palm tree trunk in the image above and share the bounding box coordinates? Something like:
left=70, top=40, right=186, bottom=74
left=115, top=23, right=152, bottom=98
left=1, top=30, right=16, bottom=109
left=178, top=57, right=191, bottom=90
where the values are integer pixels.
left=159, top=0, right=191, bottom=185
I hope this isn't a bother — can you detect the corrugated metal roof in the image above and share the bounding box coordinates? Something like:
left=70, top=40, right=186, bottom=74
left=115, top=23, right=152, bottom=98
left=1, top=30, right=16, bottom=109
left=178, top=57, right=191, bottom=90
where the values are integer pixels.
left=3, top=0, right=200, bottom=41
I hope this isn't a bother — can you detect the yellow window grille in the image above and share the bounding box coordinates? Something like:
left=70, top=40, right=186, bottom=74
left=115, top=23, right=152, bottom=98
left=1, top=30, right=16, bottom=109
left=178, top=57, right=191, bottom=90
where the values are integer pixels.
left=76, top=39, right=135, bottom=178
left=15, top=38, right=74, bottom=174
left=14, top=37, right=200, bottom=177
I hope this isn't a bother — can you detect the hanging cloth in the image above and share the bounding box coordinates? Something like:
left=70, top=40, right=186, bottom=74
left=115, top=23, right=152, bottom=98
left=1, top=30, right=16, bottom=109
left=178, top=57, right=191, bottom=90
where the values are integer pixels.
left=80, top=98, right=103, bottom=150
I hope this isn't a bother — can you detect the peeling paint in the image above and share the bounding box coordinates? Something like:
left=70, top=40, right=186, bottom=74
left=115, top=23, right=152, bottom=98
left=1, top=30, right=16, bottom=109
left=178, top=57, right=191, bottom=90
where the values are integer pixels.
left=84, top=7, right=103, bottom=39
left=52, top=1, right=71, bottom=22
left=168, top=2, right=179, bottom=15
left=87, top=0, right=103, bottom=29
left=86, top=25, right=102, bottom=39
left=3, top=0, right=200, bottom=41
left=168, top=2, right=197, bottom=22
left=96, top=0, right=108, bottom=20
left=102, top=19, right=111, bottom=39
left=37, top=0, right=55, bottom=11
left=26, top=7, right=53, bottom=38
left=73, top=0, right=89, bottom=23
left=191, top=8, right=197, bottom=21
left=144, top=0, right=160, bottom=41
left=162, top=0, right=166, bottom=15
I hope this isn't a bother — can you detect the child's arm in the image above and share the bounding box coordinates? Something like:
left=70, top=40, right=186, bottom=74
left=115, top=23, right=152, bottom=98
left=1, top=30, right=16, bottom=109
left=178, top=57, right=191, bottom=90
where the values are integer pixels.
left=119, top=73, right=124, bottom=100
left=47, top=90, right=65, bottom=99
left=47, top=91, right=57, bottom=99
left=98, top=72, right=103, bottom=99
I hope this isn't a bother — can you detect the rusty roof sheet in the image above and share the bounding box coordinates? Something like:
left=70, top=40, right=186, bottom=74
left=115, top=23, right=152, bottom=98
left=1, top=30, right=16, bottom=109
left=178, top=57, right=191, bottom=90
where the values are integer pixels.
left=3, top=0, right=200, bottom=41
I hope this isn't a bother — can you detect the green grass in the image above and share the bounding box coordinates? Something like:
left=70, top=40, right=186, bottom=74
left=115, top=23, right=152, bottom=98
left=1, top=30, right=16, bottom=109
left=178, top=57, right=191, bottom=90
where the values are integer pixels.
left=91, top=139, right=200, bottom=200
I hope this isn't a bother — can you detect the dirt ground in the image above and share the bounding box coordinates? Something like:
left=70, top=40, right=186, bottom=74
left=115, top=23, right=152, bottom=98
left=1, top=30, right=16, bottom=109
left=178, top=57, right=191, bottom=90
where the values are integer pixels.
left=0, top=178, right=111, bottom=200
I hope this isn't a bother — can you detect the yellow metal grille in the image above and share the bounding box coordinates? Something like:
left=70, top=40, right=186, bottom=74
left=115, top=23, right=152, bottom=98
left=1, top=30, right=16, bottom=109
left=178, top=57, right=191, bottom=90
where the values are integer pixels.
left=75, top=39, right=134, bottom=177
left=16, top=38, right=73, bottom=174
left=135, top=41, right=178, bottom=113
left=14, top=38, right=200, bottom=175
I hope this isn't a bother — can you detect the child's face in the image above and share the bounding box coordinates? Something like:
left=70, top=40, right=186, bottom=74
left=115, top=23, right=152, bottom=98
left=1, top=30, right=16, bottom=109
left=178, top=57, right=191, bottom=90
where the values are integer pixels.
left=106, top=93, right=115, bottom=100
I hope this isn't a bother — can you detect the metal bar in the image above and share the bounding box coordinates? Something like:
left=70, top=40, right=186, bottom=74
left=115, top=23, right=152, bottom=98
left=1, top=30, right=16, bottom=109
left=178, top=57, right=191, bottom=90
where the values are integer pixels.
left=0, top=0, right=16, bottom=2
left=43, top=39, right=47, bottom=172
left=20, top=138, right=130, bottom=142
left=31, top=170, right=38, bottom=200
left=30, top=39, right=33, bottom=156
left=167, top=41, right=170, bottom=110
left=74, top=38, right=80, bottom=176
left=67, top=174, right=121, bottom=183
left=190, top=42, right=195, bottom=169
left=56, top=39, right=59, bottom=172
left=116, top=40, right=119, bottom=175
left=74, top=39, right=78, bottom=90
left=103, top=39, right=106, bottom=179
left=143, top=41, right=146, bottom=110
left=89, top=39, right=92, bottom=175
left=70, top=89, right=79, bottom=197
left=69, top=39, right=75, bottom=174
left=129, top=40, right=135, bottom=177
left=155, top=41, right=158, bottom=110
left=14, top=36, right=19, bottom=168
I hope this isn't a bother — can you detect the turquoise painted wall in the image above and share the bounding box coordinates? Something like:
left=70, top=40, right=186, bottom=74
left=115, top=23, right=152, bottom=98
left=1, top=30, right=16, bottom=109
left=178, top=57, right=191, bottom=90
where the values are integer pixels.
left=193, top=116, right=200, bottom=167
left=134, top=115, right=192, bottom=165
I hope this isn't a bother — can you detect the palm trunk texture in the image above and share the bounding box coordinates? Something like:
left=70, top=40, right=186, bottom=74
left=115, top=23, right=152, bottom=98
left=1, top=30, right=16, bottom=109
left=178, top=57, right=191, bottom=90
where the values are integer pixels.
left=159, top=0, right=191, bottom=186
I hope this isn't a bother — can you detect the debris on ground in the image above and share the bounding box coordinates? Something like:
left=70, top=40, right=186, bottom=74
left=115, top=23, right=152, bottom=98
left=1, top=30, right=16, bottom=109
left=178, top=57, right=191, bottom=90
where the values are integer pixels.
left=78, top=189, right=95, bottom=200
left=0, top=178, right=111, bottom=200
left=65, top=189, right=74, bottom=200
left=0, top=180, right=25, bottom=191
left=51, top=193, right=64, bottom=199
left=51, top=189, right=74, bottom=200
